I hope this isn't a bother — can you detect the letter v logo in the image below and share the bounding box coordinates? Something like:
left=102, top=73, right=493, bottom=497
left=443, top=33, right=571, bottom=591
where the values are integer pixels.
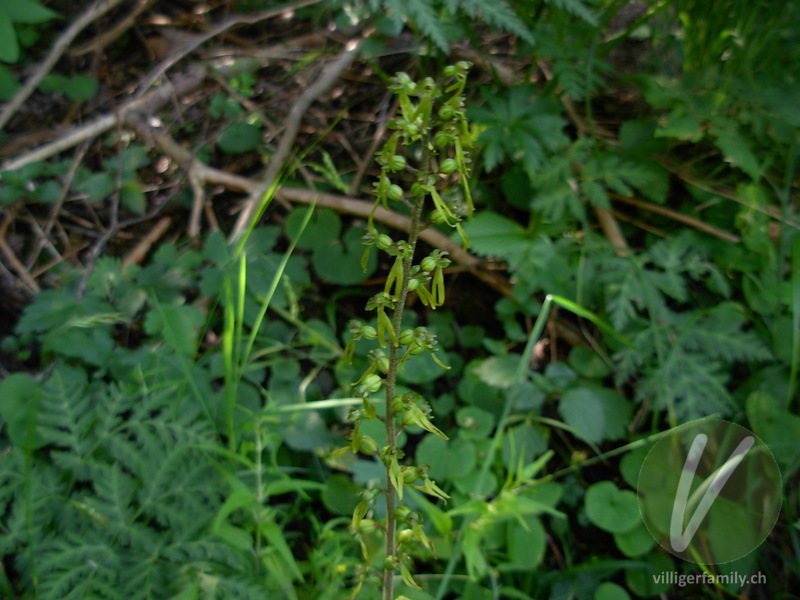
left=670, top=433, right=755, bottom=552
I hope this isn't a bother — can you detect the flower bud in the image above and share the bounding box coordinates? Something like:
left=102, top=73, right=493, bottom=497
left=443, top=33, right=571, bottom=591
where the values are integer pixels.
left=363, top=374, right=382, bottom=392
left=440, top=158, right=458, bottom=174
left=389, top=155, right=406, bottom=171
left=434, top=131, right=451, bottom=148
left=376, top=234, right=393, bottom=250
left=420, top=257, right=437, bottom=272
left=387, top=185, right=404, bottom=201
left=361, top=325, right=377, bottom=339
left=398, top=529, right=414, bottom=544
left=358, top=519, right=377, bottom=534
left=398, top=328, right=415, bottom=346
left=402, top=467, right=419, bottom=483
left=430, top=209, right=446, bottom=224
left=358, top=435, right=379, bottom=456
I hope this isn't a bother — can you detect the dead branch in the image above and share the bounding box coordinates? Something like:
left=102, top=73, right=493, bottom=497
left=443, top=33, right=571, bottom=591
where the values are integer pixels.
left=229, top=37, right=364, bottom=240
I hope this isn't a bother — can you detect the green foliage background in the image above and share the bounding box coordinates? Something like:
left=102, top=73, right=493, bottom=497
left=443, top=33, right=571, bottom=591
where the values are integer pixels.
left=0, top=0, right=799, bottom=598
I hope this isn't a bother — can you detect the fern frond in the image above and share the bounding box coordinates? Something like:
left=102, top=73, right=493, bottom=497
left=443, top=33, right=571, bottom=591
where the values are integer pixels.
left=38, top=366, right=96, bottom=472
left=644, top=353, right=735, bottom=420
left=545, top=0, right=598, bottom=26
left=450, top=0, right=534, bottom=44
left=678, top=302, right=773, bottom=363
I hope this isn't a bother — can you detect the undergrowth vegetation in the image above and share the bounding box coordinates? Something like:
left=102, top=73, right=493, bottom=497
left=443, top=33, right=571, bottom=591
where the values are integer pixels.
left=0, top=0, right=798, bottom=599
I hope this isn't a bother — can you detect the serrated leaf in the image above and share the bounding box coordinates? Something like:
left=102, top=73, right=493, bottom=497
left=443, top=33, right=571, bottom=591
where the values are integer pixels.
left=471, top=89, right=568, bottom=178
left=710, top=123, right=761, bottom=180
left=462, top=211, right=533, bottom=266
left=144, top=302, right=204, bottom=356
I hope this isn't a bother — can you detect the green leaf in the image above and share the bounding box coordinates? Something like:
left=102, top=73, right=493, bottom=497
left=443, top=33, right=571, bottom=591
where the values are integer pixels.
left=0, top=63, right=19, bottom=99
left=455, top=406, right=495, bottom=438
left=474, top=354, right=522, bottom=388
left=595, top=582, right=631, bottom=600
left=0, top=0, right=60, bottom=24
left=558, top=387, right=606, bottom=444
left=746, top=391, right=800, bottom=466
left=0, top=11, right=19, bottom=63
left=120, top=181, right=147, bottom=214
left=217, top=121, right=262, bottom=154
left=471, top=89, right=568, bottom=179
left=584, top=481, right=640, bottom=534
left=504, top=516, right=546, bottom=570
left=285, top=207, right=341, bottom=251
left=462, top=211, right=533, bottom=267
left=312, top=226, right=377, bottom=285
left=76, top=172, right=115, bottom=202
left=144, top=302, right=204, bottom=356
left=710, top=122, right=762, bottom=180
left=0, top=372, right=42, bottom=447
left=569, top=345, right=611, bottom=379
left=64, top=74, right=98, bottom=101
left=613, top=521, right=656, bottom=558
left=38, top=73, right=70, bottom=93
left=322, top=474, right=361, bottom=516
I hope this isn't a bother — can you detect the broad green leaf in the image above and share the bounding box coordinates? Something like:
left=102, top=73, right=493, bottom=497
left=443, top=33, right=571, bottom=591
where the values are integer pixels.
left=613, top=521, right=655, bottom=558
left=76, top=172, right=114, bottom=202
left=474, top=354, right=521, bottom=388
left=595, top=582, right=631, bottom=600
left=746, top=391, right=800, bottom=466
left=398, top=349, right=450, bottom=384
left=64, top=74, right=98, bottom=101
left=285, top=207, right=341, bottom=251
left=0, top=63, right=19, bottom=99
left=455, top=406, right=495, bottom=438
left=322, top=474, right=361, bottom=516
left=312, top=226, right=377, bottom=285
left=624, top=552, right=672, bottom=596
left=502, top=423, right=547, bottom=469
left=0, top=11, right=19, bottom=62
left=0, top=0, right=59, bottom=24
left=217, top=121, right=262, bottom=153
left=38, top=73, right=70, bottom=93
left=585, top=481, right=640, bottom=533
left=569, top=345, right=611, bottom=379
left=121, top=181, right=147, bottom=214
left=559, top=387, right=606, bottom=443
left=504, top=516, right=546, bottom=570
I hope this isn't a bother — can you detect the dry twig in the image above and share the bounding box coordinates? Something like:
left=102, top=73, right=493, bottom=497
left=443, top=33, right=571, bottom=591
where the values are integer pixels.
left=229, top=37, right=365, bottom=240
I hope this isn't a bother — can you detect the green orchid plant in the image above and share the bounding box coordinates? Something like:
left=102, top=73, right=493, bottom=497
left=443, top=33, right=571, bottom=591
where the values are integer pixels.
left=332, top=62, right=474, bottom=599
